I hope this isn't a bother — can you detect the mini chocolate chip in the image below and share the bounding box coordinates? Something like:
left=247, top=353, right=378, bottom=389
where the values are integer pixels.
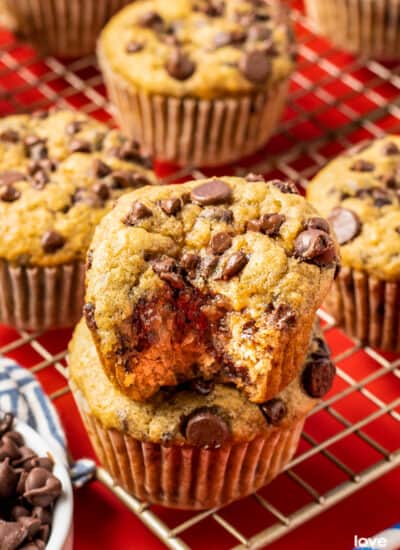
left=183, top=408, right=230, bottom=447
left=41, top=231, right=65, bottom=253
left=294, top=229, right=336, bottom=267
left=245, top=173, right=265, bottom=182
left=0, top=185, right=20, bottom=202
left=191, top=179, right=232, bottom=205
left=302, top=359, right=336, bottom=398
left=382, top=141, right=400, bottom=155
left=65, top=120, right=84, bottom=136
left=305, top=216, right=330, bottom=233
left=350, top=159, right=375, bottom=172
left=328, top=207, right=361, bottom=245
left=239, top=50, right=271, bottom=83
left=222, top=251, right=248, bottom=280
left=270, top=179, right=299, bottom=194
left=166, top=49, right=196, bottom=80
left=92, top=182, right=110, bottom=201
left=126, top=41, right=144, bottom=53
left=0, top=171, right=26, bottom=185
left=160, top=198, right=182, bottom=215
left=91, top=159, right=112, bottom=179
left=180, top=252, right=200, bottom=273
left=83, top=302, right=97, bottom=330
left=0, top=128, right=19, bottom=142
left=69, top=139, right=92, bottom=153
left=123, top=201, right=153, bottom=225
left=210, top=232, right=232, bottom=254
left=260, top=398, right=287, bottom=426
left=190, top=379, right=215, bottom=395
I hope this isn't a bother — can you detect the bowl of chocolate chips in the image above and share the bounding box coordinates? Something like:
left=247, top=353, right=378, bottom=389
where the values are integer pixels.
left=0, top=412, right=73, bottom=550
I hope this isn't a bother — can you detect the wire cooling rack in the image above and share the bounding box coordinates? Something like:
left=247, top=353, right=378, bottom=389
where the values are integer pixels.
left=0, top=1, right=399, bottom=549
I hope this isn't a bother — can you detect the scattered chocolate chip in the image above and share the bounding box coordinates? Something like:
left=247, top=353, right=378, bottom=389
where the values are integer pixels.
left=160, top=198, right=182, bottom=216
left=210, top=232, right=232, bottom=254
left=41, top=231, right=65, bottom=254
left=222, top=251, right=248, bottom=280
left=302, top=359, right=336, bottom=398
left=270, top=179, right=299, bottom=194
left=294, top=229, right=337, bottom=267
left=260, top=398, right=287, bottom=426
left=190, top=378, right=215, bottom=396
left=305, top=216, right=330, bottom=233
left=0, top=185, right=21, bottom=202
left=92, top=182, right=110, bottom=201
left=166, top=49, right=196, bottom=80
left=123, top=201, right=153, bottom=225
left=69, top=139, right=92, bottom=153
left=91, top=159, right=112, bottom=179
left=265, top=303, right=297, bottom=329
left=0, top=128, right=20, bottom=142
left=126, top=41, right=144, bottom=53
left=191, top=179, right=232, bottom=205
left=239, top=50, right=271, bottom=83
left=382, top=141, right=400, bottom=155
left=350, top=159, right=375, bottom=172
left=83, top=302, right=97, bottom=330
left=0, top=171, right=26, bottom=186
left=245, top=173, right=265, bottom=182
left=65, top=120, right=83, bottom=136
left=328, top=207, right=361, bottom=245
left=183, top=407, right=230, bottom=447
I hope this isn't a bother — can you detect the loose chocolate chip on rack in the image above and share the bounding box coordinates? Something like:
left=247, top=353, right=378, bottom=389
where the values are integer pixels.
left=123, top=201, right=153, bottom=225
left=0, top=184, right=21, bottom=202
left=245, top=173, right=265, bottom=182
left=65, top=120, right=84, bottom=136
left=265, top=302, right=297, bottom=329
left=305, top=216, right=330, bottom=233
left=190, top=378, right=215, bottom=396
left=126, top=41, right=144, bottom=53
left=210, top=232, right=232, bottom=254
left=83, top=302, right=97, bottom=330
left=166, top=49, right=196, bottom=80
left=191, top=179, right=232, bottom=205
left=239, top=50, right=271, bottom=83
left=92, top=182, right=110, bottom=201
left=41, top=231, right=65, bottom=253
left=382, top=141, right=400, bottom=155
left=222, top=251, right=248, bottom=280
left=0, top=128, right=20, bottom=142
left=91, top=159, right=112, bottom=179
left=350, top=159, right=375, bottom=172
left=270, top=179, right=299, bottom=194
left=151, top=257, right=184, bottom=289
left=260, top=398, right=287, bottom=426
left=328, top=207, right=361, bottom=245
left=294, top=229, right=337, bottom=267
left=69, top=139, right=92, bottom=153
left=302, top=359, right=336, bottom=398
left=183, top=407, right=230, bottom=447
left=160, top=198, right=182, bottom=215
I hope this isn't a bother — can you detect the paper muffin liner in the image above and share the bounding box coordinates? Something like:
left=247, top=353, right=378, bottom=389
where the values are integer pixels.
left=98, top=46, right=290, bottom=167
left=324, top=266, right=400, bottom=352
left=0, top=260, right=85, bottom=332
left=74, top=392, right=304, bottom=510
left=4, top=0, right=132, bottom=57
left=305, top=0, right=400, bottom=60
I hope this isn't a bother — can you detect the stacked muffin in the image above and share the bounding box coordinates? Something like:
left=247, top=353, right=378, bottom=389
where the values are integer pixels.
left=69, top=175, right=339, bottom=509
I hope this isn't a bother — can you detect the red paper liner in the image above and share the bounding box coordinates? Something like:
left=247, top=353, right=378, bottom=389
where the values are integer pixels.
left=305, top=0, right=400, bottom=60
left=99, top=45, right=290, bottom=167
left=0, top=260, right=85, bottom=331
left=324, top=266, right=400, bottom=351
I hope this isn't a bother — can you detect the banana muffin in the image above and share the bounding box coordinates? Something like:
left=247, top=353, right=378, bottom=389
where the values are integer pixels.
left=84, top=175, right=339, bottom=403
left=307, top=135, right=400, bottom=350
left=0, top=109, right=156, bottom=331
left=98, top=0, right=295, bottom=166
left=69, top=319, right=335, bottom=509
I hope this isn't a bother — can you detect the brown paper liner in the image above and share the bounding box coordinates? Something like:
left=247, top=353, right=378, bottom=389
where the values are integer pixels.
left=4, top=0, right=132, bottom=57
left=98, top=46, right=290, bottom=167
left=0, top=260, right=85, bottom=332
left=305, top=0, right=400, bottom=60
left=75, top=395, right=305, bottom=510
left=324, top=266, right=400, bottom=351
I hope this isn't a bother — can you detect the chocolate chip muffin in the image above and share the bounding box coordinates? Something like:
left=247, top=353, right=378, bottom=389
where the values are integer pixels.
left=305, top=0, right=400, bottom=60
left=98, top=0, right=295, bottom=166
left=307, top=136, right=400, bottom=350
left=0, top=109, right=156, bottom=331
left=84, top=175, right=339, bottom=403
left=3, top=0, right=132, bottom=57
left=69, top=318, right=335, bottom=509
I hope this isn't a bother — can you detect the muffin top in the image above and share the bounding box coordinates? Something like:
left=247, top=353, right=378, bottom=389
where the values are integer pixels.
left=69, top=320, right=334, bottom=446
left=307, top=135, right=400, bottom=281
left=99, top=0, right=295, bottom=99
left=85, top=176, right=339, bottom=403
left=0, top=109, right=156, bottom=267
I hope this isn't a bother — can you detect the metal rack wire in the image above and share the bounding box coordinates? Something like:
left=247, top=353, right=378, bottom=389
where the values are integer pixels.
left=0, top=3, right=399, bottom=549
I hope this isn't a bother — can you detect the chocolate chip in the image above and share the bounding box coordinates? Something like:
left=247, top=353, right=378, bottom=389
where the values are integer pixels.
left=0, top=171, right=26, bottom=185
left=65, top=120, right=84, bottom=136
left=266, top=303, right=297, bottom=329
left=0, top=412, right=13, bottom=436
left=31, top=109, right=48, bottom=120
left=260, top=398, right=287, bottom=426
left=23, top=467, right=62, bottom=507
left=200, top=255, right=219, bottom=277
left=41, top=231, right=65, bottom=253
left=69, top=139, right=92, bottom=153
left=180, top=252, right=200, bottom=274
left=305, top=217, right=330, bottom=233
left=213, top=30, right=246, bottom=48
left=123, top=201, right=153, bottom=225
left=0, top=520, right=28, bottom=550
left=190, top=378, right=215, bottom=395
left=239, top=50, right=271, bottom=83
left=10, top=505, right=30, bottom=521
left=83, top=302, right=97, bottom=330
left=91, top=159, right=112, bottom=179
left=0, top=129, right=19, bottom=142
left=249, top=213, right=286, bottom=236
left=166, top=49, right=196, bottom=80
left=183, top=407, right=230, bottom=447
left=92, top=182, right=110, bottom=201
left=396, top=226, right=400, bottom=235
left=138, top=10, right=164, bottom=29
left=126, top=41, right=144, bottom=53
left=302, top=359, right=336, bottom=398
left=210, top=232, right=232, bottom=254
left=191, top=179, right=232, bottom=205
left=0, top=185, right=20, bottom=202
left=30, top=169, right=49, bottom=190
left=270, top=179, right=299, bottom=194
left=294, top=229, right=337, bottom=267
left=245, top=173, right=265, bottom=182
left=0, top=458, right=18, bottom=499
left=24, top=135, right=44, bottom=148
left=328, top=207, right=361, bottom=245
left=350, top=159, right=375, bottom=172
left=382, top=141, right=400, bottom=155
left=151, top=257, right=184, bottom=288
left=248, top=24, right=271, bottom=42
left=160, top=198, right=182, bottom=215
left=222, top=251, right=248, bottom=280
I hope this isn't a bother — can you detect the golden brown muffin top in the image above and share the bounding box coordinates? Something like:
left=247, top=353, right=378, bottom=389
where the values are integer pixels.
left=84, top=176, right=339, bottom=403
left=307, top=135, right=400, bottom=281
left=99, top=0, right=295, bottom=99
left=0, top=110, right=156, bottom=267
left=69, top=320, right=334, bottom=446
